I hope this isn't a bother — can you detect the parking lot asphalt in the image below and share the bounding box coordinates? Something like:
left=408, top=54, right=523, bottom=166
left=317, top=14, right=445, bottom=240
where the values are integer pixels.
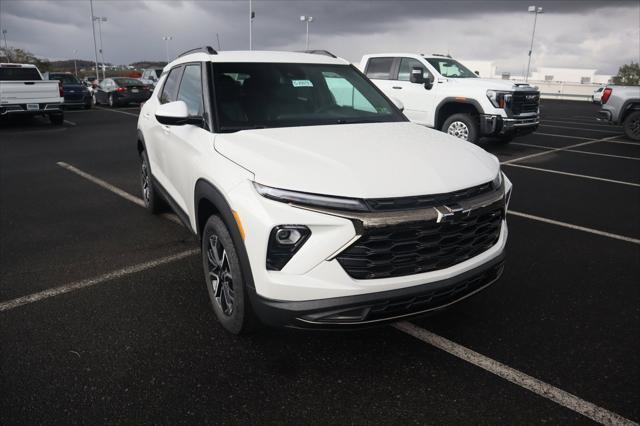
left=1, top=100, right=638, bottom=424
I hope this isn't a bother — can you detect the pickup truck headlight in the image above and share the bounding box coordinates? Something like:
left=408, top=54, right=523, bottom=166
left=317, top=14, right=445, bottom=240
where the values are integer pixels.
left=253, top=182, right=369, bottom=212
left=486, top=90, right=512, bottom=109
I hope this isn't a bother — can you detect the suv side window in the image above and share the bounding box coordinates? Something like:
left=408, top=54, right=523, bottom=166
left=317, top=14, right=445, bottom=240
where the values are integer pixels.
left=160, top=66, right=183, bottom=104
left=177, top=64, right=204, bottom=116
left=365, top=57, right=394, bottom=80
left=397, top=58, right=432, bottom=82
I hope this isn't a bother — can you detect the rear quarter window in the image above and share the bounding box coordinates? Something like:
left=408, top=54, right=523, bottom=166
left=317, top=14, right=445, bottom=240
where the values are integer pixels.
left=365, top=57, right=394, bottom=80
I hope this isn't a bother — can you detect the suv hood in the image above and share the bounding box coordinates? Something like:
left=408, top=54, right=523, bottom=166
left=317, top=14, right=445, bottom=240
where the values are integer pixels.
left=215, top=122, right=499, bottom=199
left=446, top=78, right=537, bottom=91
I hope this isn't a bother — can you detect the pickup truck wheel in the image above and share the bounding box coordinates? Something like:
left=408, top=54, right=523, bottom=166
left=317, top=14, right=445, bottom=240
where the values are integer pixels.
left=49, top=113, right=64, bottom=125
left=442, top=113, right=479, bottom=143
left=202, top=215, right=259, bottom=335
left=623, top=111, right=640, bottom=141
left=140, top=151, right=165, bottom=214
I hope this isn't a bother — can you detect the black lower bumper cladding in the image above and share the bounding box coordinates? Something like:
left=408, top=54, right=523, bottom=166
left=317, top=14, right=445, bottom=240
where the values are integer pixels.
left=250, top=251, right=505, bottom=329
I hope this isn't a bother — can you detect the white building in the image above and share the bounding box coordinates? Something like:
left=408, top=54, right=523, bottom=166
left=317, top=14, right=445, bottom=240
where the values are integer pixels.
left=530, top=67, right=613, bottom=84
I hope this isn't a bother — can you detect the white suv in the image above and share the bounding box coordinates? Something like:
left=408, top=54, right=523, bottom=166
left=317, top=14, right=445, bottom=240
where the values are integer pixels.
left=359, top=53, right=540, bottom=143
left=137, top=47, right=512, bottom=334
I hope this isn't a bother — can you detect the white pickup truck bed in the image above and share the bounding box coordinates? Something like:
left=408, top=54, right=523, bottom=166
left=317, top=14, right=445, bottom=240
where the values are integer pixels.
left=1, top=63, right=64, bottom=124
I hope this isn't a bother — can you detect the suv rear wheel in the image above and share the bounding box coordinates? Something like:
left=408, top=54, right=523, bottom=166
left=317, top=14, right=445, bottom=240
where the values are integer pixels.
left=442, top=113, right=479, bottom=143
left=202, top=215, right=259, bottom=334
left=623, top=110, right=640, bottom=141
left=140, top=150, right=165, bottom=213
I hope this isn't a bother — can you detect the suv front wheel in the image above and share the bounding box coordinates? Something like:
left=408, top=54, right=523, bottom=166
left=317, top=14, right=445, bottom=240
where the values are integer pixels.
left=442, top=113, right=479, bottom=143
left=201, top=215, right=258, bottom=334
left=140, top=151, right=165, bottom=213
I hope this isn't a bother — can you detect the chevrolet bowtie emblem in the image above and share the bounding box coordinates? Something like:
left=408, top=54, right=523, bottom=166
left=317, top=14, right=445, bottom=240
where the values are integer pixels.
left=435, top=204, right=467, bottom=223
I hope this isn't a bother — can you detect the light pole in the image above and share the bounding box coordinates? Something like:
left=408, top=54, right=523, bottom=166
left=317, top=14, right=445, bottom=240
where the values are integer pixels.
left=93, top=16, right=107, bottom=80
left=300, top=16, right=313, bottom=50
left=73, top=49, right=78, bottom=77
left=1, top=29, right=9, bottom=61
left=249, top=0, right=255, bottom=50
left=162, top=36, right=173, bottom=63
left=89, top=0, right=100, bottom=82
left=525, top=5, right=543, bottom=82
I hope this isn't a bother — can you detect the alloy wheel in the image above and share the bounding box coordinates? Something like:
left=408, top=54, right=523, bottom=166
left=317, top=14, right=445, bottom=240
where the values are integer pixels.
left=140, top=159, right=150, bottom=205
left=206, top=234, right=235, bottom=316
left=447, top=121, right=469, bottom=140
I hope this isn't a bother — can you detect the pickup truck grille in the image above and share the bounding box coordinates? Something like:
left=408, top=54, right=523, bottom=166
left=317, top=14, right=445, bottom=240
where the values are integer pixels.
left=336, top=202, right=503, bottom=280
left=365, top=182, right=493, bottom=211
left=509, top=91, right=539, bottom=115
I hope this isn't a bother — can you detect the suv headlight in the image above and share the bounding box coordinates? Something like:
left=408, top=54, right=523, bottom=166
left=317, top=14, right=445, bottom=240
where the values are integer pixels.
left=486, top=90, right=512, bottom=109
left=492, top=170, right=503, bottom=190
left=253, top=182, right=369, bottom=212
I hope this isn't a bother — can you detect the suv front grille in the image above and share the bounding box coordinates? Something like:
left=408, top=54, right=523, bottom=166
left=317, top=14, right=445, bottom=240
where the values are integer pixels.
left=336, top=203, right=503, bottom=280
left=509, top=91, right=539, bottom=115
left=365, top=182, right=493, bottom=211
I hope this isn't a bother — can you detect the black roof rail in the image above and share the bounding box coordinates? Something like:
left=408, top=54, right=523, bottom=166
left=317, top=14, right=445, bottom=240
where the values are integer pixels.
left=298, top=49, right=337, bottom=58
left=431, top=53, right=452, bottom=58
left=178, top=46, right=218, bottom=58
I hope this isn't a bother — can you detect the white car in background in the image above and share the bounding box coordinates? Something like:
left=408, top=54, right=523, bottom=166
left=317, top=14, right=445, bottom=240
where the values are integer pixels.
left=592, top=86, right=606, bottom=104
left=136, top=47, right=512, bottom=334
left=139, top=68, right=164, bottom=87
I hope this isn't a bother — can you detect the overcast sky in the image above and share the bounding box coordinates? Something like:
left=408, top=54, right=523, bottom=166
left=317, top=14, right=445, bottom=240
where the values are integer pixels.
left=0, top=0, right=638, bottom=74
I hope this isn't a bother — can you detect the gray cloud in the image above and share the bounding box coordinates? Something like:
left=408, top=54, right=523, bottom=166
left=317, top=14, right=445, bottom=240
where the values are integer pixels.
left=0, top=0, right=638, bottom=74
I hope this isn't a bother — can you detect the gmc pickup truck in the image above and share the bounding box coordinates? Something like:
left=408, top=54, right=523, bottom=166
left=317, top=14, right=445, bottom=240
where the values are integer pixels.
left=0, top=63, right=65, bottom=124
left=597, top=85, right=640, bottom=140
left=359, top=53, right=540, bottom=143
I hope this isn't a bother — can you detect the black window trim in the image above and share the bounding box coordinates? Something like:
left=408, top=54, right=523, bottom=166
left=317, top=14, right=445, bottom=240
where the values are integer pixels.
left=158, top=65, right=185, bottom=104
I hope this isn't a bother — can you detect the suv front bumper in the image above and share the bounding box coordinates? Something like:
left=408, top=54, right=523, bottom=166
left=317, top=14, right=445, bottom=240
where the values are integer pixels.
left=249, top=251, right=505, bottom=328
left=480, top=114, right=539, bottom=137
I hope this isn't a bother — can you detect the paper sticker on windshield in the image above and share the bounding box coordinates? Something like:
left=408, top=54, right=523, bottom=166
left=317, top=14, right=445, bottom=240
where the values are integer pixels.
left=292, top=79, right=313, bottom=87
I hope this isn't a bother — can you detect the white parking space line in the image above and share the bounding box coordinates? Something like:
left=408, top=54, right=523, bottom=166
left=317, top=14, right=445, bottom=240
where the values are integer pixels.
left=607, top=140, right=640, bottom=147
left=501, top=135, right=620, bottom=165
left=63, top=120, right=77, bottom=126
left=56, top=162, right=182, bottom=225
left=511, top=143, right=640, bottom=161
left=542, top=119, right=622, bottom=129
left=0, top=249, right=198, bottom=313
left=535, top=132, right=593, bottom=140
left=508, top=210, right=640, bottom=245
left=504, top=163, right=640, bottom=188
left=540, top=124, right=622, bottom=134
left=393, top=322, right=638, bottom=426
left=94, top=106, right=139, bottom=117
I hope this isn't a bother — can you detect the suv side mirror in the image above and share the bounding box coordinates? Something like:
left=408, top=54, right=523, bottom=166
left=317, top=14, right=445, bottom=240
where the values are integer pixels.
left=409, top=67, right=425, bottom=84
left=155, top=100, right=203, bottom=126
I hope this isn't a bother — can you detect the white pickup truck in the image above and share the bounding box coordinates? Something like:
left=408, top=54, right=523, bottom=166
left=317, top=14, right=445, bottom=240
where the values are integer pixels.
left=0, top=63, right=65, bottom=124
left=359, top=53, right=540, bottom=143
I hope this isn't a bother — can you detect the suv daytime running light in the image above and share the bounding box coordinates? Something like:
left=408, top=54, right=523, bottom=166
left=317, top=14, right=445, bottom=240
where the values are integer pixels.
left=253, top=182, right=369, bottom=212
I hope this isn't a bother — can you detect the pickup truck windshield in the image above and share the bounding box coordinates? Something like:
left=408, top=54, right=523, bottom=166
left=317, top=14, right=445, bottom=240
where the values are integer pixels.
left=212, top=63, right=404, bottom=131
left=425, top=58, right=477, bottom=78
left=0, top=67, right=42, bottom=81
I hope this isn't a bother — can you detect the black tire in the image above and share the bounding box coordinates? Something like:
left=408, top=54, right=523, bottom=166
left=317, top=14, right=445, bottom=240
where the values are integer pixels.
left=202, top=215, right=259, bottom=335
left=623, top=111, right=640, bottom=141
left=442, top=113, right=480, bottom=143
left=108, top=93, right=118, bottom=108
left=140, top=150, right=165, bottom=214
left=49, top=112, right=64, bottom=125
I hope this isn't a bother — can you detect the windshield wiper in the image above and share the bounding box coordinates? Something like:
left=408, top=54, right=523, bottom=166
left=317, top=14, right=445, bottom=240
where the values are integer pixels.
left=220, top=124, right=267, bottom=132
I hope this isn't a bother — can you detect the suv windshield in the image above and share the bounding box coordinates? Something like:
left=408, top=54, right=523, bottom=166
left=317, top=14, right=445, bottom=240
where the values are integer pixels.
left=212, top=62, right=404, bottom=131
left=425, top=58, right=477, bottom=78
left=50, top=74, right=80, bottom=84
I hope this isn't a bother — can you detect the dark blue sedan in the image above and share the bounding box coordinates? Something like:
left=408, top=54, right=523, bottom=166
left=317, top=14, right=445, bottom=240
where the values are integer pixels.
left=48, top=73, right=92, bottom=109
